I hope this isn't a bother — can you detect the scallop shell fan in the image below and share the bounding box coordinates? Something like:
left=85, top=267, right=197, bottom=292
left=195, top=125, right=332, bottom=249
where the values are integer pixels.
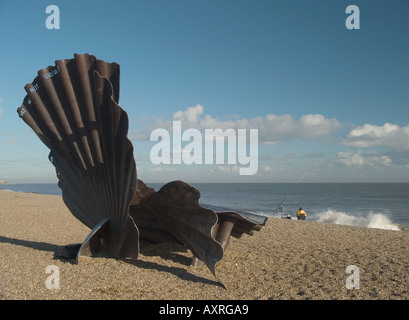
left=17, top=53, right=139, bottom=261
left=17, top=53, right=267, bottom=284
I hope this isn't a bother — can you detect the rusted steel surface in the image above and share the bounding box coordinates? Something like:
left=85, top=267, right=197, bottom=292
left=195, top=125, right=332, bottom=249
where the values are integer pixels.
left=202, top=204, right=267, bottom=238
left=17, top=54, right=138, bottom=260
left=130, top=180, right=267, bottom=275
left=17, top=54, right=268, bottom=283
left=130, top=180, right=224, bottom=277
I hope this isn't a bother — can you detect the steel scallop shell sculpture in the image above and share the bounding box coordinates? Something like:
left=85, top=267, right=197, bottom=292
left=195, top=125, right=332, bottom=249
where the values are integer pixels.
left=17, top=54, right=139, bottom=261
left=17, top=53, right=267, bottom=284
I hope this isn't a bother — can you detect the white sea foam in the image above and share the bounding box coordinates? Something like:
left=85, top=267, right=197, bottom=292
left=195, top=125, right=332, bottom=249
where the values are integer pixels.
left=315, top=209, right=400, bottom=231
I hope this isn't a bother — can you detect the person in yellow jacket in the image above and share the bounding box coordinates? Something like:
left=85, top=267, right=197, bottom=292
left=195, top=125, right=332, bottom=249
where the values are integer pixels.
left=297, top=207, right=306, bottom=220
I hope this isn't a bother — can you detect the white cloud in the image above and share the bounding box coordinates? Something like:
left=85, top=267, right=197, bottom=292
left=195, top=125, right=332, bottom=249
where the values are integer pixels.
left=258, top=113, right=341, bottom=144
left=216, top=165, right=240, bottom=174
left=131, top=104, right=342, bottom=144
left=173, top=104, right=205, bottom=124
left=341, top=123, right=409, bottom=150
left=334, top=150, right=392, bottom=167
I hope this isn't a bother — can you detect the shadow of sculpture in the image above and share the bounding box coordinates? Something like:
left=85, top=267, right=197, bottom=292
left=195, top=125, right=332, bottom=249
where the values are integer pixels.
left=0, top=235, right=61, bottom=253
left=0, top=235, right=222, bottom=287
left=0, top=235, right=79, bottom=265
left=139, top=242, right=192, bottom=266
left=126, top=259, right=224, bottom=288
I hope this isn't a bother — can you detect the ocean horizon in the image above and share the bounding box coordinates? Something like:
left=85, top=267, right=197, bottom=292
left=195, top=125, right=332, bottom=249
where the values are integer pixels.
left=1, top=182, right=408, bottom=231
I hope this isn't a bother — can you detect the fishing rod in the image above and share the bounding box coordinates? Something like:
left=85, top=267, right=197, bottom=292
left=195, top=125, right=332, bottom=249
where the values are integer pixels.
left=274, top=183, right=298, bottom=213
left=273, top=172, right=306, bottom=215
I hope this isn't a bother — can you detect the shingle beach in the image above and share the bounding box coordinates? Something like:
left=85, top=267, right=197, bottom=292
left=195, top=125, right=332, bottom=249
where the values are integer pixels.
left=0, top=190, right=408, bottom=300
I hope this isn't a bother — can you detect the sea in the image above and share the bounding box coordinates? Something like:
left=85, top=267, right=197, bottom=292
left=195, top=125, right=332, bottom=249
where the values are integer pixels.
left=1, top=182, right=408, bottom=231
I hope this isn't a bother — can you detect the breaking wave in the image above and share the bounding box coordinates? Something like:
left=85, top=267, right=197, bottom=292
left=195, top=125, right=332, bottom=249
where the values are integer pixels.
left=314, top=209, right=400, bottom=231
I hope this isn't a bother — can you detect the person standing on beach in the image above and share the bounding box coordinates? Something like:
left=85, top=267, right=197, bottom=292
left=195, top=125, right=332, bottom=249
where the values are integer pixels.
left=296, top=207, right=306, bottom=220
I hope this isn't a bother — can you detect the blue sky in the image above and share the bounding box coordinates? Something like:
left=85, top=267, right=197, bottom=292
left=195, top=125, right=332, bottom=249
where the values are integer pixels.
left=0, top=0, right=408, bottom=183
